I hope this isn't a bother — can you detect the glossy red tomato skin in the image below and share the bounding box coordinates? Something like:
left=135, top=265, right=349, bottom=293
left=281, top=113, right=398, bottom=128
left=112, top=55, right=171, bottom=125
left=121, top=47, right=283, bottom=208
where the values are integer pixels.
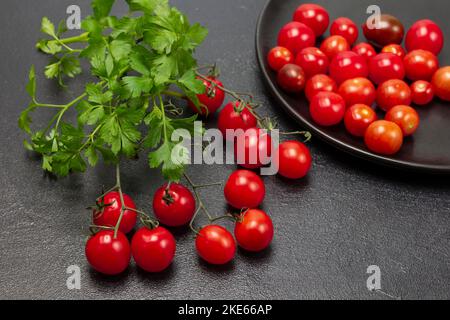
left=330, top=17, right=359, bottom=46
left=382, top=44, right=406, bottom=59
left=196, top=225, right=236, bottom=265
left=369, top=53, right=405, bottom=85
left=267, top=46, right=294, bottom=72
left=338, top=77, right=376, bottom=108
left=329, top=51, right=369, bottom=85
left=93, top=192, right=137, bottom=234
left=320, top=35, right=350, bottom=61
left=274, top=141, right=312, bottom=179
left=278, top=22, right=316, bottom=55
left=85, top=230, right=131, bottom=275
left=404, top=50, right=439, bottom=81
left=405, top=19, right=444, bottom=55
left=218, top=101, right=257, bottom=139
left=411, top=81, right=434, bottom=105
left=293, top=3, right=329, bottom=37
left=376, top=79, right=412, bottom=112
left=309, top=92, right=346, bottom=126
left=235, top=128, right=272, bottom=169
left=188, top=77, right=225, bottom=116
left=153, top=183, right=196, bottom=227
left=224, top=170, right=265, bottom=209
left=344, top=104, right=378, bottom=137
left=305, top=74, right=337, bottom=101
left=235, top=209, right=274, bottom=252
left=277, top=64, right=306, bottom=93
left=352, top=43, right=377, bottom=63
left=364, top=120, right=404, bottom=155
left=295, top=47, right=329, bottom=78
left=385, top=105, right=420, bottom=136
left=431, top=67, right=450, bottom=101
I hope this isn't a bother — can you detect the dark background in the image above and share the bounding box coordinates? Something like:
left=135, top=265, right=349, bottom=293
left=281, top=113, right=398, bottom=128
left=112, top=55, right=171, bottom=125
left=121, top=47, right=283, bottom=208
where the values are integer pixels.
left=0, top=0, right=449, bottom=300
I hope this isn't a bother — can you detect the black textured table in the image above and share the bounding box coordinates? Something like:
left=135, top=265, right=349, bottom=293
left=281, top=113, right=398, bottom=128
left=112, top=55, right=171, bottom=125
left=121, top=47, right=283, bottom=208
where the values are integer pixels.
left=0, top=0, right=449, bottom=300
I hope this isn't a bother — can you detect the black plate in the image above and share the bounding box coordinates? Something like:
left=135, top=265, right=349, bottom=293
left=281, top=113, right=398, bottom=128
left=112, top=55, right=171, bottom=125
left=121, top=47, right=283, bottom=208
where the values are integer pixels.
left=256, top=0, right=450, bottom=173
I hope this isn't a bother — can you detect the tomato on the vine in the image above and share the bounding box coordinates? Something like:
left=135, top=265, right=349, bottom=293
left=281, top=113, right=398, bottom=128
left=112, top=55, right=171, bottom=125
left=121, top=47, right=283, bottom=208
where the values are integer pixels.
left=235, top=209, right=274, bottom=252
left=224, top=170, right=265, bottom=209
left=320, top=35, right=350, bottom=60
left=344, top=104, right=377, bottom=137
left=432, top=66, right=450, bottom=101
left=293, top=3, right=329, bottom=37
left=338, top=77, right=376, bottom=108
left=188, top=76, right=225, bottom=116
left=196, top=225, right=236, bottom=265
left=330, top=17, right=359, bottom=46
left=309, top=91, right=346, bottom=126
left=277, top=64, right=306, bottom=93
left=274, top=141, right=312, bottom=179
left=385, top=105, right=420, bottom=136
left=278, top=21, right=315, bottom=55
left=405, top=19, right=444, bottom=55
left=411, top=80, right=434, bottom=105
left=352, top=42, right=376, bottom=62
left=376, top=79, right=412, bottom=112
left=295, top=47, right=329, bottom=78
left=381, top=44, right=406, bottom=59
left=369, top=53, right=405, bottom=85
left=329, top=51, right=369, bottom=85
left=305, top=74, right=337, bottom=101
left=364, top=120, right=403, bottom=155
left=235, top=128, right=272, bottom=169
left=404, top=50, right=439, bottom=81
left=267, top=46, right=294, bottom=72
left=218, top=101, right=257, bottom=139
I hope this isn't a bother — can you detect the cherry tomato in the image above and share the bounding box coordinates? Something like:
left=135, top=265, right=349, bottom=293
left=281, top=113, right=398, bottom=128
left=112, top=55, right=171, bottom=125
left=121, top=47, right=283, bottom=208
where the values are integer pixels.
left=235, top=209, right=274, bottom=252
left=338, top=77, right=376, bottom=108
left=93, top=191, right=137, bottom=234
left=404, top=50, right=439, bottom=81
left=293, top=3, right=329, bottom=37
left=295, top=47, right=329, bottom=78
left=309, top=92, right=346, bottom=126
left=305, top=74, right=337, bottom=101
left=278, top=22, right=316, bottom=55
left=352, top=42, right=376, bottom=63
left=320, top=35, right=350, bottom=61
left=364, top=120, right=403, bottom=155
left=267, top=46, right=294, bottom=72
left=344, top=104, right=378, bottom=137
left=274, top=141, right=312, bottom=179
left=410, top=80, right=434, bottom=105
left=85, top=230, right=131, bottom=275
left=362, top=14, right=404, bottom=48
left=432, top=66, right=450, bottom=101
left=224, top=170, right=265, bottom=209
left=153, top=183, right=196, bottom=227
left=277, top=64, right=306, bottom=93
left=369, top=53, right=405, bottom=85
left=405, top=19, right=444, bottom=55
left=196, top=225, right=236, bottom=265
left=382, top=44, right=406, bottom=59
left=329, top=51, right=369, bottom=85
left=376, top=79, right=412, bottom=112
left=385, top=105, right=420, bottom=136
left=235, top=128, right=272, bottom=169
left=188, top=76, right=225, bottom=116
left=218, top=101, right=257, bottom=139
left=330, top=17, right=359, bottom=46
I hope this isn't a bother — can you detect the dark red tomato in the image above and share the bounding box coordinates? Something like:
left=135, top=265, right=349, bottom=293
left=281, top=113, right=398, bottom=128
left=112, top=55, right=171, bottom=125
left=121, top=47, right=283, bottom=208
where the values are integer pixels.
left=295, top=47, right=329, bottom=78
left=224, top=170, right=265, bottom=209
left=293, top=3, right=329, bottom=37
left=344, top=104, right=378, bottom=137
left=352, top=42, right=376, bottom=63
left=196, top=225, right=236, bottom=265
left=277, top=21, right=316, bottom=55
left=235, top=209, right=274, bottom=252
left=277, top=64, right=306, bottom=93
left=93, top=191, right=137, bottom=234
left=404, top=50, right=439, bottom=81
left=153, top=183, right=196, bottom=227
left=432, top=66, right=450, bottom=101
left=274, top=141, right=312, bottom=179
left=305, top=74, right=337, bottom=101
left=188, top=76, right=225, bottom=116
left=320, top=35, right=350, bottom=61
left=267, top=46, right=294, bottom=71
left=131, top=227, right=176, bottom=273
left=381, top=44, right=406, bottom=59
left=376, top=79, right=412, bottom=112
left=385, top=105, right=420, bottom=136
left=85, top=230, right=131, bottom=275
left=309, top=92, right=346, bottom=126
left=369, top=53, right=405, bottom=85
left=405, top=19, right=444, bottom=55
left=365, top=120, right=403, bottom=155
left=338, top=77, right=376, bottom=108
left=362, top=14, right=405, bottom=48
left=410, top=80, right=434, bottom=105
left=235, top=128, right=272, bottom=169
left=218, top=101, right=257, bottom=139
left=329, top=51, right=369, bottom=85
left=330, top=17, right=359, bottom=46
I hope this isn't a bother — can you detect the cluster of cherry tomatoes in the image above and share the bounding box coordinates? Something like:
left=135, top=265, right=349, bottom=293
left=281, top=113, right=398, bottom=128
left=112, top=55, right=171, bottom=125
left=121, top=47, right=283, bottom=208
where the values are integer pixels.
left=268, top=3, right=450, bottom=156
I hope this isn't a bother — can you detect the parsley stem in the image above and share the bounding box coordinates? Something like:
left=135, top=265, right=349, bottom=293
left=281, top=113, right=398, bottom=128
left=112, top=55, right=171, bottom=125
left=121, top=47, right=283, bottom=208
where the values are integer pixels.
left=162, top=90, right=186, bottom=100
left=55, top=93, right=87, bottom=131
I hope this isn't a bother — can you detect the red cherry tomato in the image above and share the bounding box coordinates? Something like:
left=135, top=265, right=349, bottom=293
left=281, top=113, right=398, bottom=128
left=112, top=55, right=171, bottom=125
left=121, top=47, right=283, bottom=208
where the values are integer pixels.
left=405, top=19, right=444, bottom=55
left=188, top=76, right=225, bottom=116
left=344, top=104, right=378, bottom=137
left=320, top=35, right=350, bottom=61
left=432, top=66, right=450, bottom=101
left=267, top=46, right=294, bottom=71
left=278, top=22, right=316, bottom=55
left=295, top=47, right=329, bottom=78
left=305, top=74, right=337, bottom=101
left=235, top=209, right=274, bottom=252
left=369, top=53, right=405, bottom=85
left=404, top=50, right=439, bottom=81
left=365, top=120, right=403, bottom=155
left=385, top=105, right=420, bottom=136
left=235, top=128, right=272, bottom=169
left=293, top=3, right=329, bottom=37
left=274, top=141, right=312, bottom=179
left=410, top=80, right=434, bottom=105
left=224, top=170, right=265, bottom=209
left=329, top=51, right=369, bottom=85
left=277, top=64, right=306, bottom=93
left=218, top=101, right=257, bottom=139
left=330, top=17, right=359, bottom=46
left=338, top=77, right=376, bottom=108
left=196, top=225, right=236, bottom=265
left=93, top=191, right=137, bottom=234
left=352, top=42, right=376, bottom=62
left=376, top=79, right=412, bottom=112
left=309, top=92, right=346, bottom=126
left=85, top=230, right=131, bottom=275
left=381, top=44, right=406, bottom=59
left=153, top=183, right=196, bottom=227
